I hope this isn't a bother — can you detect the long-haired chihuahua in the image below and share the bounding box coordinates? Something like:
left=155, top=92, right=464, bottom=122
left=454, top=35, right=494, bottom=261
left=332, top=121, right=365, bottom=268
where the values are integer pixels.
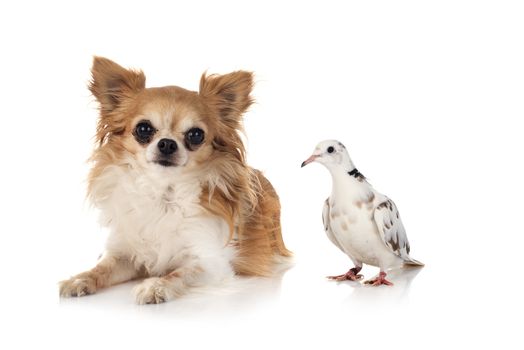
left=59, top=57, right=291, bottom=304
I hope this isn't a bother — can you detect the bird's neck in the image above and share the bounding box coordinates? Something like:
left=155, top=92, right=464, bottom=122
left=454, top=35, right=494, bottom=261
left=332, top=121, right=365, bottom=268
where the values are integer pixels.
left=325, top=161, right=357, bottom=180
left=327, top=163, right=369, bottom=199
left=328, top=166, right=356, bottom=184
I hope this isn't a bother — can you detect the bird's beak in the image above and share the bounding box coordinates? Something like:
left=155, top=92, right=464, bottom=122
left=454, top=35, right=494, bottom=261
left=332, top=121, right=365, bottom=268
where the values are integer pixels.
left=301, top=154, right=319, bottom=168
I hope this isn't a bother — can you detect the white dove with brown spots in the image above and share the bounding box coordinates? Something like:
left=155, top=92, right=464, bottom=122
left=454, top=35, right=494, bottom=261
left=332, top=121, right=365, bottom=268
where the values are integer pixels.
left=302, top=140, right=423, bottom=286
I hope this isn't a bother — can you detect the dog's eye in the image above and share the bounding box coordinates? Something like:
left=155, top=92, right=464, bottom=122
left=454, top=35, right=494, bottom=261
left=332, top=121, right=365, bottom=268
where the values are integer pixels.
left=327, top=146, right=335, bottom=153
left=134, top=121, right=156, bottom=143
left=185, top=128, right=205, bottom=147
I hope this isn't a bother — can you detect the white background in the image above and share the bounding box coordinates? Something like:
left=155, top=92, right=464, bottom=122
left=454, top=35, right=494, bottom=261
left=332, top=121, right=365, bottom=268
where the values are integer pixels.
left=1, top=0, right=523, bottom=349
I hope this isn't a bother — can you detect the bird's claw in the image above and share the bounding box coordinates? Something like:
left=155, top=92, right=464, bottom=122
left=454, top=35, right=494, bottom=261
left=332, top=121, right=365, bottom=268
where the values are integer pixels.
left=364, top=272, right=393, bottom=286
left=327, top=272, right=363, bottom=282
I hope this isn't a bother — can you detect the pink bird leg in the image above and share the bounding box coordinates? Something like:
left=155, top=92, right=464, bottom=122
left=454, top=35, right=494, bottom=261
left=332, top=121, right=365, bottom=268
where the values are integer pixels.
left=327, top=267, right=363, bottom=281
left=364, top=271, right=394, bottom=286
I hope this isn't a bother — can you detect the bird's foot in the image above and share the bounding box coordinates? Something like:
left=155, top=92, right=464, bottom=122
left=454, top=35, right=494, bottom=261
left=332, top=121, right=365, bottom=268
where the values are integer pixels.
left=327, top=267, right=363, bottom=282
left=364, top=271, right=393, bottom=286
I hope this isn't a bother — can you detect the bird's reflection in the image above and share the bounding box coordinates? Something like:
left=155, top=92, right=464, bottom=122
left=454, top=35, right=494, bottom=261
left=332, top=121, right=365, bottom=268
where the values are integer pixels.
left=343, top=266, right=423, bottom=304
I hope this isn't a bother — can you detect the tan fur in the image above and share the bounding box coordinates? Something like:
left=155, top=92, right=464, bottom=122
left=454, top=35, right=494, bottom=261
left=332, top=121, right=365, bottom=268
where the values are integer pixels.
left=84, top=56, right=291, bottom=280
left=233, top=169, right=292, bottom=276
left=133, top=265, right=207, bottom=304
left=59, top=256, right=141, bottom=297
left=200, top=165, right=291, bottom=277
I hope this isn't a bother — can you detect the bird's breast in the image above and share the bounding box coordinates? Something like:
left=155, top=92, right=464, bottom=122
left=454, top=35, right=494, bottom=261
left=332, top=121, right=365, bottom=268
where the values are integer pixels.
left=328, top=204, right=387, bottom=267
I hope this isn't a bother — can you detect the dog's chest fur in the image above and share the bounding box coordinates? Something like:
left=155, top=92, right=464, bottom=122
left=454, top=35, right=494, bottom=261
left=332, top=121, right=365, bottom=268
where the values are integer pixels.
left=91, top=165, right=230, bottom=276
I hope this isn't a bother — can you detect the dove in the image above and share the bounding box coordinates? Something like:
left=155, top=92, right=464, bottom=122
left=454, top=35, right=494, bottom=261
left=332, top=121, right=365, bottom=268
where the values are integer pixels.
left=301, top=140, right=423, bottom=286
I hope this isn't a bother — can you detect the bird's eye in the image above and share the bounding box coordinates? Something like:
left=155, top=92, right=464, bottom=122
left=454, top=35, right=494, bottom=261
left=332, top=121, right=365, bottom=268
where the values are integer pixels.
left=185, top=128, right=205, bottom=147
left=327, top=146, right=335, bottom=153
left=134, top=121, right=156, bottom=144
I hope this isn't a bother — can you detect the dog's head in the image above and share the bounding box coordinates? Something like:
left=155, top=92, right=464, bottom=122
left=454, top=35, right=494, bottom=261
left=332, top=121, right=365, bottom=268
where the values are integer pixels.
left=88, top=57, right=253, bottom=176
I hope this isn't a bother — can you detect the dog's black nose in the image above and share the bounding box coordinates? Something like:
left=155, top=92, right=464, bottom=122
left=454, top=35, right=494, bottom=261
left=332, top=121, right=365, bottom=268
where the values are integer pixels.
left=157, top=138, right=178, bottom=155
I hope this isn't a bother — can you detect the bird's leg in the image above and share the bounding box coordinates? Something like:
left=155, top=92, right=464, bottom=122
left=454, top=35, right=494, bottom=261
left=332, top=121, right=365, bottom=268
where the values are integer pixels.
left=327, top=266, right=363, bottom=281
left=364, top=271, right=393, bottom=286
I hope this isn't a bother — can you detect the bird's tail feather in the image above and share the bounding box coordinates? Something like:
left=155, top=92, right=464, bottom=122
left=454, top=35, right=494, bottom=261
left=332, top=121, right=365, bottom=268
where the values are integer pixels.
left=404, top=258, right=425, bottom=267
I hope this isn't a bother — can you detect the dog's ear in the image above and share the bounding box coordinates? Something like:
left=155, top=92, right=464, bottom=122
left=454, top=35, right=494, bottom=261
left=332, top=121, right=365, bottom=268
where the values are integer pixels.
left=89, top=56, right=146, bottom=115
left=199, top=71, right=254, bottom=123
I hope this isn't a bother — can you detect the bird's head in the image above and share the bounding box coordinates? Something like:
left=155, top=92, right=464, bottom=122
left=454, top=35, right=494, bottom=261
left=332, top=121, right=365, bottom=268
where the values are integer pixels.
left=301, top=140, right=351, bottom=169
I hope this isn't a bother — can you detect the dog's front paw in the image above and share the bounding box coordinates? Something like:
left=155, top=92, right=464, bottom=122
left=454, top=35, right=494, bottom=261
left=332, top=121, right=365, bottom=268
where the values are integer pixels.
left=59, top=275, right=97, bottom=297
left=133, top=277, right=172, bottom=305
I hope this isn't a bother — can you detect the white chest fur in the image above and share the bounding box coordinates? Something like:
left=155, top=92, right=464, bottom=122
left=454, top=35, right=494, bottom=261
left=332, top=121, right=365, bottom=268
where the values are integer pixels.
left=91, top=165, right=231, bottom=276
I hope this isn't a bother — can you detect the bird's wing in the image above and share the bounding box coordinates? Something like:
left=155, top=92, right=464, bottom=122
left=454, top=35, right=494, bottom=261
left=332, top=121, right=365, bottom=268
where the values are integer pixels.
left=373, top=197, right=421, bottom=264
left=322, top=198, right=345, bottom=252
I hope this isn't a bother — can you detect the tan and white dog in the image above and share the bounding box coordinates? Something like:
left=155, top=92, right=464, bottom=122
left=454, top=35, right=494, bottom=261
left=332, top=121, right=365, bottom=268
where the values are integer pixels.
left=59, top=57, right=291, bottom=304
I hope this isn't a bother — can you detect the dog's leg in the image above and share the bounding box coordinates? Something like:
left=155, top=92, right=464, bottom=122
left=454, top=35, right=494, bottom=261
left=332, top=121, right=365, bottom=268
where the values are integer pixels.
left=134, top=265, right=210, bottom=305
left=133, top=254, right=233, bottom=304
left=59, top=254, right=138, bottom=297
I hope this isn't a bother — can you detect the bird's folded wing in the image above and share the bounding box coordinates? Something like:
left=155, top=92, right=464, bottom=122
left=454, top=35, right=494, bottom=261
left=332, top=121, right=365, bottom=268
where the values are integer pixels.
left=373, top=198, right=412, bottom=261
left=322, top=198, right=344, bottom=252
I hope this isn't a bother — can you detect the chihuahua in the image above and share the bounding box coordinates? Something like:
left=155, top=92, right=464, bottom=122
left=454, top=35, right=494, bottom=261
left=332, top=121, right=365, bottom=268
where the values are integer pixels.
left=59, top=57, right=291, bottom=304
